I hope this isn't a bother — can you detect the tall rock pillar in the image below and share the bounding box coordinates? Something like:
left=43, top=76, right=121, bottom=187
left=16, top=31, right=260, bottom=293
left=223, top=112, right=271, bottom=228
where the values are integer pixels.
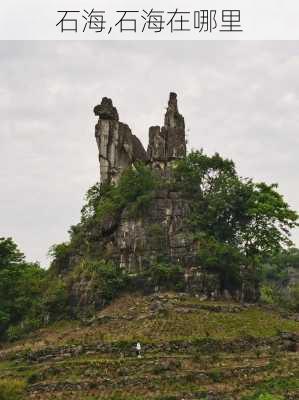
left=147, top=92, right=186, bottom=170
left=94, top=97, right=147, bottom=184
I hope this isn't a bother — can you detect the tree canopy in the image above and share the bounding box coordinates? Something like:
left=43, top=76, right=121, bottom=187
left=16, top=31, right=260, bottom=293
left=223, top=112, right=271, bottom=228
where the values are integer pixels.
left=173, top=151, right=298, bottom=290
left=0, top=238, right=45, bottom=337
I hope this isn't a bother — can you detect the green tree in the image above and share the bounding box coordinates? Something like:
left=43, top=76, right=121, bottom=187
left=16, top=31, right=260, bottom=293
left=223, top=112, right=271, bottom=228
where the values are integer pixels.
left=81, top=162, right=158, bottom=223
left=48, top=242, right=73, bottom=275
left=143, top=262, right=184, bottom=289
left=259, top=247, right=299, bottom=284
left=174, top=151, right=298, bottom=292
left=0, top=238, right=45, bottom=337
left=67, top=260, right=129, bottom=314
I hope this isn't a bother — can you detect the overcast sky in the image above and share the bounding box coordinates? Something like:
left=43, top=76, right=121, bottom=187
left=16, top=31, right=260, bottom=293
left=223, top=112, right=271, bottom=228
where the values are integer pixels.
left=1, top=41, right=299, bottom=267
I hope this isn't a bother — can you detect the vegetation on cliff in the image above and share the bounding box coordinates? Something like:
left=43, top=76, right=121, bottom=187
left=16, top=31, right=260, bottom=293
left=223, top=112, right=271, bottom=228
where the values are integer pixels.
left=1, top=151, right=299, bottom=342
left=49, top=150, right=298, bottom=299
left=173, top=150, right=298, bottom=296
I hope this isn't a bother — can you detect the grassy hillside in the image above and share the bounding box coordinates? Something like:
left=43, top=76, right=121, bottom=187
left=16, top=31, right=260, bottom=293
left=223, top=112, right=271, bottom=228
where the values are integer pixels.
left=0, top=293, right=298, bottom=400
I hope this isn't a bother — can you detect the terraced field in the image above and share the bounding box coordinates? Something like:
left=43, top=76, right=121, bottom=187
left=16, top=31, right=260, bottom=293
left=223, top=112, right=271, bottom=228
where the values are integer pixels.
left=0, top=293, right=298, bottom=399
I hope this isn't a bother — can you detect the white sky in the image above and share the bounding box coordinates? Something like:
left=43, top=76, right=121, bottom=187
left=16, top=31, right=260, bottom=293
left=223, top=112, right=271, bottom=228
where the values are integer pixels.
left=1, top=41, right=299, bottom=266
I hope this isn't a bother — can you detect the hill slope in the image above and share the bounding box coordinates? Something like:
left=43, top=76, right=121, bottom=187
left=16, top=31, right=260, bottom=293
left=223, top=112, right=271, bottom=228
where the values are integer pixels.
left=0, top=293, right=298, bottom=400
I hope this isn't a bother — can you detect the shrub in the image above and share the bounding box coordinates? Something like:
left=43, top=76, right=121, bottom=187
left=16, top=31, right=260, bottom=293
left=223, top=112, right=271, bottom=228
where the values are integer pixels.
left=289, top=283, right=299, bottom=312
left=26, top=372, right=40, bottom=384
left=146, top=223, right=167, bottom=249
left=68, top=260, right=129, bottom=312
left=257, top=395, right=284, bottom=400
left=209, top=369, right=223, bottom=383
left=48, top=242, right=72, bottom=274
left=82, top=162, right=158, bottom=223
left=197, top=234, right=244, bottom=292
left=143, top=262, right=184, bottom=290
left=260, top=284, right=276, bottom=305
left=0, top=379, right=26, bottom=400
left=41, top=278, right=69, bottom=321
left=6, top=317, right=42, bottom=341
left=0, top=237, right=46, bottom=339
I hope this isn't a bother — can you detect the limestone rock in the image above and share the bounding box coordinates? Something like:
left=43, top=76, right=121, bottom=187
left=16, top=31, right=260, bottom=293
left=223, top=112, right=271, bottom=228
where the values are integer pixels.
left=115, top=190, right=197, bottom=273
left=147, top=92, right=186, bottom=167
left=94, top=98, right=147, bottom=184
left=93, top=97, right=119, bottom=121
left=91, top=93, right=239, bottom=299
left=94, top=93, right=186, bottom=183
left=92, top=93, right=197, bottom=275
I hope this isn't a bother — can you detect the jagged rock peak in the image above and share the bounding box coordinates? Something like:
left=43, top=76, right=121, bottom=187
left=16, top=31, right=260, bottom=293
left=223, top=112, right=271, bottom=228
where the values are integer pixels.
left=147, top=92, right=186, bottom=163
left=164, top=92, right=185, bottom=130
left=94, top=97, right=146, bottom=184
left=93, top=97, right=119, bottom=121
left=168, top=92, right=178, bottom=112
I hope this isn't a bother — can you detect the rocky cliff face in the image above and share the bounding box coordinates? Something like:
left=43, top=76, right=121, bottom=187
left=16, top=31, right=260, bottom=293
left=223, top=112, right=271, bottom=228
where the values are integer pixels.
left=147, top=92, right=186, bottom=170
left=94, top=97, right=147, bottom=184
left=90, top=94, right=260, bottom=301
left=116, top=189, right=195, bottom=273
left=93, top=93, right=196, bottom=273
left=94, top=92, right=186, bottom=184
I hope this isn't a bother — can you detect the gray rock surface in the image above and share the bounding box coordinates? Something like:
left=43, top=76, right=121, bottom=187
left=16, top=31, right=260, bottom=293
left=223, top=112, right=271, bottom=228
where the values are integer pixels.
left=147, top=92, right=186, bottom=169
left=92, top=93, right=195, bottom=273
left=94, top=97, right=147, bottom=184
left=94, top=93, right=186, bottom=183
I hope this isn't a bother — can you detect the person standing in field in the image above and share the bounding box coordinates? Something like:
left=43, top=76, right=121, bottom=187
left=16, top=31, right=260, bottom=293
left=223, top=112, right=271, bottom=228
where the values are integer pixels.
left=136, top=342, right=142, bottom=358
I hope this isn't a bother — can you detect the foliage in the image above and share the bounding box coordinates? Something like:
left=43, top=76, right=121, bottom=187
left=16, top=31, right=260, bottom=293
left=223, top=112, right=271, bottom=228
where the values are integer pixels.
left=260, top=284, right=277, bottom=305
left=250, top=395, right=284, bottom=400
left=0, top=237, right=72, bottom=340
left=146, top=223, right=167, bottom=249
left=0, top=237, right=46, bottom=338
left=288, top=283, right=299, bottom=312
left=82, top=162, right=158, bottom=223
left=41, top=278, right=69, bottom=320
left=69, top=260, right=129, bottom=309
left=0, top=379, right=26, bottom=400
left=260, top=282, right=299, bottom=312
left=0, top=237, right=24, bottom=265
left=258, top=248, right=299, bottom=310
left=48, top=242, right=72, bottom=274
left=173, top=151, right=298, bottom=292
left=196, top=234, right=244, bottom=291
left=49, top=162, right=158, bottom=275
left=241, top=374, right=298, bottom=399
left=209, top=369, right=223, bottom=383
left=46, top=150, right=298, bottom=299
left=243, top=393, right=284, bottom=400
left=258, top=247, right=299, bottom=285
left=143, top=262, right=185, bottom=290
left=6, top=318, right=42, bottom=342
left=174, top=151, right=297, bottom=256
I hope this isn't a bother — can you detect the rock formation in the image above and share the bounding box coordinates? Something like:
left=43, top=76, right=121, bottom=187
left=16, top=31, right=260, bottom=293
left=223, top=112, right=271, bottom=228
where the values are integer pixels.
left=147, top=92, right=186, bottom=170
left=94, top=97, right=147, bottom=184
left=91, top=94, right=257, bottom=300
left=51, top=92, right=259, bottom=303
left=93, top=93, right=196, bottom=272
left=94, top=92, right=186, bottom=183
